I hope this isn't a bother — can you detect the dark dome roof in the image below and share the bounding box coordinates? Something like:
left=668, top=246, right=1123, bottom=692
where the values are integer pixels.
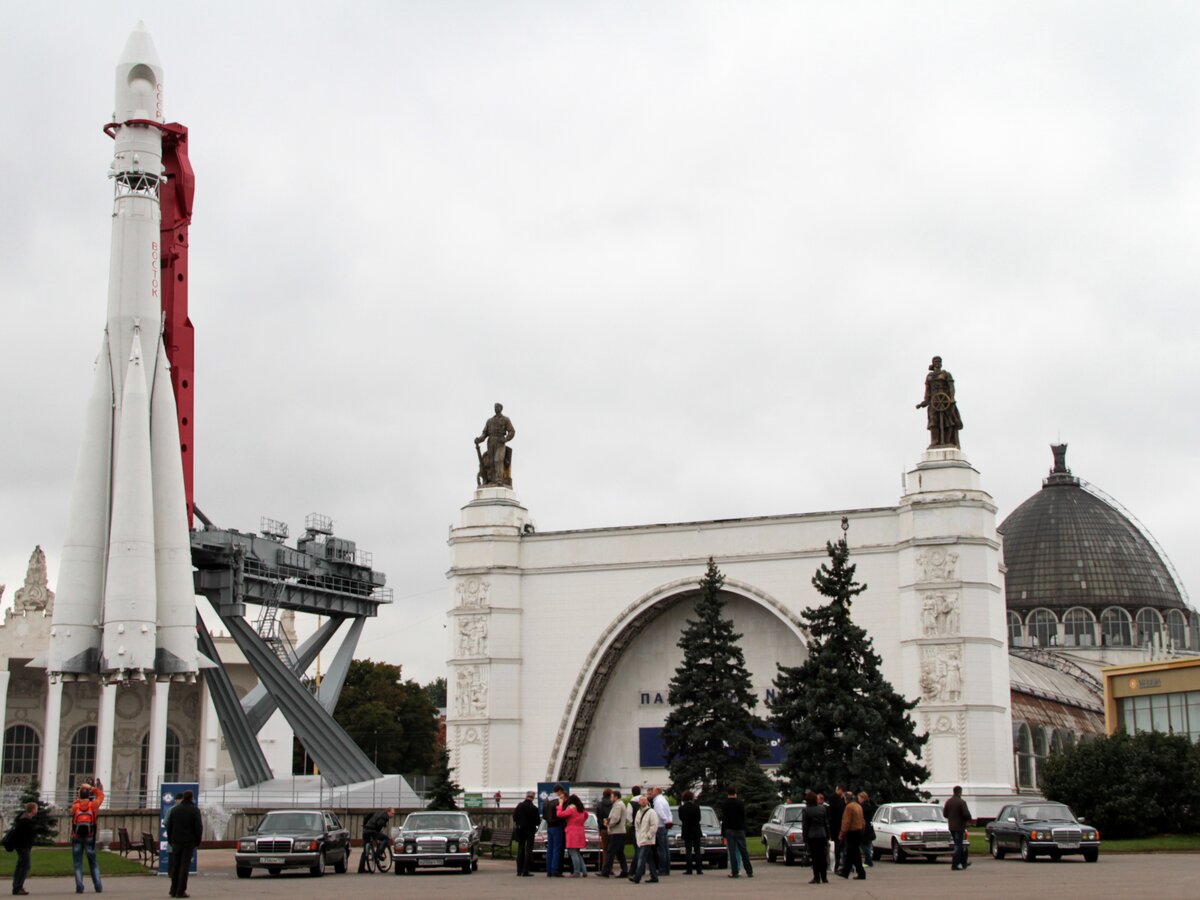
left=999, top=445, right=1185, bottom=613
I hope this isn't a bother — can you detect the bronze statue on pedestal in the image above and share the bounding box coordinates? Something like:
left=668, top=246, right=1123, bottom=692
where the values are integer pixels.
left=916, top=356, right=963, bottom=448
left=475, top=402, right=516, bottom=487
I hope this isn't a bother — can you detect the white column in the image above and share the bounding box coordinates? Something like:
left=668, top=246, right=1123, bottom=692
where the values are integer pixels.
left=147, top=679, right=170, bottom=805
left=94, top=682, right=118, bottom=794
left=41, top=678, right=63, bottom=801
left=0, top=670, right=10, bottom=773
left=197, top=676, right=218, bottom=788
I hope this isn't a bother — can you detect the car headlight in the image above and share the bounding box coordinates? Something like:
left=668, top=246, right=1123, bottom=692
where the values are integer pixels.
left=448, top=841, right=459, bottom=853
left=404, top=842, right=416, bottom=854
left=237, top=839, right=255, bottom=852
left=1084, top=831, right=1098, bottom=841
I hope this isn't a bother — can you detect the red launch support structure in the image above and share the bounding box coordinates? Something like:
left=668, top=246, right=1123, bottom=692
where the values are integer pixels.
left=104, top=119, right=196, bottom=528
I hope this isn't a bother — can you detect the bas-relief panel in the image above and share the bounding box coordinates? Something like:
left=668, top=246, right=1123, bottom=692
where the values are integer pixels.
left=920, top=592, right=960, bottom=637
left=919, top=645, right=963, bottom=703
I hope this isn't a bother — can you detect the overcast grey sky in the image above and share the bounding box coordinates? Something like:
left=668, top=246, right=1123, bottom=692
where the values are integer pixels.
left=2, top=1, right=1197, bottom=683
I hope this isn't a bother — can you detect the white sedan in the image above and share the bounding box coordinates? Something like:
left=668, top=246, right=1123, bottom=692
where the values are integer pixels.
left=870, top=802, right=958, bottom=863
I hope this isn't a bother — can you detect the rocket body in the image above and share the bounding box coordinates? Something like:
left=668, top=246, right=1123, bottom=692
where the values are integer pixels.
left=49, top=23, right=198, bottom=680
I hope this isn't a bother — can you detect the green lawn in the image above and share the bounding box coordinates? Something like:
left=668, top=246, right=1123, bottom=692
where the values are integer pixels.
left=0, top=849, right=152, bottom=877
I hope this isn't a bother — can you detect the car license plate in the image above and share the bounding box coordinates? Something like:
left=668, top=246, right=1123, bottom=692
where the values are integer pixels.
left=419, top=858, right=443, bottom=866
left=928, top=843, right=950, bottom=849
left=1058, top=842, right=1079, bottom=849
left=259, top=857, right=285, bottom=864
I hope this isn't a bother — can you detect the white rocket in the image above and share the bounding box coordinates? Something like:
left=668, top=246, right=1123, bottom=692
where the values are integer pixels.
left=48, top=23, right=199, bottom=681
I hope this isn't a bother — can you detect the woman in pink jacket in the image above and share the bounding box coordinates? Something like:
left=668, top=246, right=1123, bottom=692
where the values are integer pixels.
left=557, top=795, right=590, bottom=877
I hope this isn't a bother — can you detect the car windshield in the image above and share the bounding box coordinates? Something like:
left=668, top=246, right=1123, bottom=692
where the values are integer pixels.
left=404, top=814, right=470, bottom=831
left=1019, top=805, right=1076, bottom=823
left=669, top=806, right=721, bottom=828
left=257, top=812, right=323, bottom=833
left=890, top=806, right=945, bottom=823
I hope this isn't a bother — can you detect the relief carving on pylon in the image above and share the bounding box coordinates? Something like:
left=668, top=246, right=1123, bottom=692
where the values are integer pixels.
left=456, top=615, right=488, bottom=658
left=456, top=577, right=491, bottom=609
left=453, top=665, right=488, bottom=718
left=919, top=645, right=963, bottom=703
left=13, top=547, right=54, bottom=613
left=920, top=592, right=960, bottom=637
left=915, top=547, right=958, bottom=582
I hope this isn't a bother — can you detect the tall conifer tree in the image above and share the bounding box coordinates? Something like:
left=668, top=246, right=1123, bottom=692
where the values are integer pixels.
left=769, top=530, right=929, bottom=801
left=661, top=558, right=769, bottom=800
left=425, top=747, right=463, bottom=810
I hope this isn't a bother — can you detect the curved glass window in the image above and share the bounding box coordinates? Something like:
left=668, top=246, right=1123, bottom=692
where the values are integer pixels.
left=1165, top=610, right=1188, bottom=650
left=1007, top=611, right=1023, bottom=646
left=1027, top=609, right=1058, bottom=648
left=139, top=728, right=182, bottom=795
left=1136, top=608, right=1164, bottom=648
left=68, top=725, right=97, bottom=790
left=2, top=725, right=40, bottom=777
left=1013, top=722, right=1035, bottom=789
left=1101, top=608, right=1133, bottom=646
left=1063, top=607, right=1096, bottom=647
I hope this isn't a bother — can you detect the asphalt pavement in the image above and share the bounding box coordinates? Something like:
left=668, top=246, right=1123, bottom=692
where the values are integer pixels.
left=16, top=849, right=1197, bottom=899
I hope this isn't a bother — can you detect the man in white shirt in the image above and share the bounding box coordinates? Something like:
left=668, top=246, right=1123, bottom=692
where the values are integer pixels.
left=650, top=786, right=674, bottom=875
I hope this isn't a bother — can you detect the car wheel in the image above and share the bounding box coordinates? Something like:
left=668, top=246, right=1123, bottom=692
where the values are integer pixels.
left=311, top=849, right=327, bottom=877
left=784, top=845, right=796, bottom=866
left=334, top=848, right=348, bottom=873
left=891, top=838, right=906, bottom=863
left=236, top=866, right=251, bottom=879
left=989, top=836, right=1006, bottom=860
left=1019, top=837, right=1036, bottom=862
left=767, top=844, right=778, bottom=863
left=267, top=867, right=282, bottom=876
left=1082, top=850, right=1099, bottom=863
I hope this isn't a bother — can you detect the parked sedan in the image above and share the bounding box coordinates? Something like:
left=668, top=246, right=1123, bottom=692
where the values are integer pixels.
left=394, top=810, right=481, bottom=874
left=531, top=811, right=603, bottom=871
left=234, top=809, right=350, bottom=878
left=870, top=802, right=956, bottom=862
left=986, top=801, right=1100, bottom=863
left=667, top=805, right=728, bottom=869
left=761, top=804, right=812, bottom=866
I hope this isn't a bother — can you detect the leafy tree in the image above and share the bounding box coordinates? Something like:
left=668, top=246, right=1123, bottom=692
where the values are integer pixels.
left=1041, top=730, right=1200, bottom=839
left=661, top=558, right=770, bottom=801
left=425, top=747, right=463, bottom=810
left=333, top=660, right=439, bottom=774
left=769, top=534, right=929, bottom=801
left=423, top=676, right=447, bottom=709
left=13, top=778, right=56, bottom=845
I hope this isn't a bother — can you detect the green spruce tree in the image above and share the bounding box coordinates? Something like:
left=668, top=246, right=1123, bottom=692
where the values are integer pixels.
left=661, top=558, right=770, bottom=800
left=425, top=746, right=463, bottom=810
left=769, top=531, right=929, bottom=801
left=15, top=778, right=57, bottom=845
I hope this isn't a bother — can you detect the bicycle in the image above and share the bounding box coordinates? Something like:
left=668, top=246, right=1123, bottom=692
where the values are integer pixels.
left=362, top=832, right=393, bottom=873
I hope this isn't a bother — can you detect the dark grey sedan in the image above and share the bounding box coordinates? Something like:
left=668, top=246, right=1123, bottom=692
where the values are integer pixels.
left=234, top=810, right=350, bottom=878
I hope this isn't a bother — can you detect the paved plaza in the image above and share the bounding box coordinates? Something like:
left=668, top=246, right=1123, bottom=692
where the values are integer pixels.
left=18, top=850, right=1198, bottom=899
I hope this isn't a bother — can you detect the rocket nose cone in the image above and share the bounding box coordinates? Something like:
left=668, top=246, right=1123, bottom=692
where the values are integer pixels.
left=119, top=21, right=162, bottom=69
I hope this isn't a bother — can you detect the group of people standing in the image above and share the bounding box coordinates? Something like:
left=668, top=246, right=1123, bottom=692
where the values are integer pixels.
left=798, top=786, right=876, bottom=883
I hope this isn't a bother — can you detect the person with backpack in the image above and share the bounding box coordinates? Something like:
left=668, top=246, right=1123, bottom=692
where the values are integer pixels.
left=70, top=778, right=105, bottom=893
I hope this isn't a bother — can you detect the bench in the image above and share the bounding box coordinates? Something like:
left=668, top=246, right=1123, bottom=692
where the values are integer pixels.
left=488, top=828, right=514, bottom=858
left=141, top=832, right=160, bottom=869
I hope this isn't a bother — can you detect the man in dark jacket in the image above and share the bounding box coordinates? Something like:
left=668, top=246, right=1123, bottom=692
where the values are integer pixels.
left=595, top=789, right=614, bottom=866
left=165, top=790, right=202, bottom=898
left=828, top=786, right=847, bottom=871
left=513, top=792, right=540, bottom=876
left=721, top=786, right=753, bottom=878
left=544, top=784, right=567, bottom=877
left=943, top=786, right=973, bottom=871
left=677, top=791, right=703, bottom=874
left=10, top=801, right=36, bottom=895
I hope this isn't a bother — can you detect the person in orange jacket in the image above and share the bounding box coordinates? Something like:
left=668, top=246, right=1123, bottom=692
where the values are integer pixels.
left=70, top=778, right=105, bottom=893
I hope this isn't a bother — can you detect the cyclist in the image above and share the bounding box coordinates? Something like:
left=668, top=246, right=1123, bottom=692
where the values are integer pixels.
left=361, top=808, right=394, bottom=871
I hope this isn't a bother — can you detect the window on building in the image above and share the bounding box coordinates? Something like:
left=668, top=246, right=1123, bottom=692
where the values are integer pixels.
left=1188, top=691, right=1200, bottom=743
left=1007, top=611, right=1023, bottom=647
left=1027, top=609, right=1058, bottom=647
left=1101, top=608, right=1133, bottom=646
left=1032, top=726, right=1049, bottom=788
left=1063, top=607, right=1096, bottom=647
left=1136, top=608, right=1164, bottom=648
left=1165, top=610, right=1188, bottom=650
left=2, top=725, right=40, bottom=777
left=139, top=728, right=182, bottom=795
left=1014, top=722, right=1035, bottom=789
left=68, top=726, right=97, bottom=790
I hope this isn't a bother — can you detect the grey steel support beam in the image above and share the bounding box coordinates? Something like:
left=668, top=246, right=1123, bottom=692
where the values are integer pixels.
left=242, top=615, right=346, bottom=733
left=219, top=612, right=381, bottom=785
left=196, top=616, right=273, bottom=787
left=316, top=616, right=364, bottom=713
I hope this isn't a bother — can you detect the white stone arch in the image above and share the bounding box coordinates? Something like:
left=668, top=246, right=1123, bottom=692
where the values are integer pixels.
left=545, top=575, right=809, bottom=781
